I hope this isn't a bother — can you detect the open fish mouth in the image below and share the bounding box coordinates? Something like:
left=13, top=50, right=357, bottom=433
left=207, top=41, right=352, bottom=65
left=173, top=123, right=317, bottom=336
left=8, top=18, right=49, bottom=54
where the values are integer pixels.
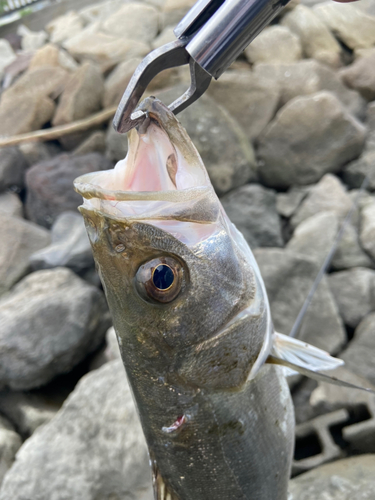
left=74, top=97, right=221, bottom=246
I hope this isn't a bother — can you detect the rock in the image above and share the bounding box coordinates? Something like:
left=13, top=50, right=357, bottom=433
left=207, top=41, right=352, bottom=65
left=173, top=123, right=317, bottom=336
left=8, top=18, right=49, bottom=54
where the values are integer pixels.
left=53, top=62, right=104, bottom=126
left=287, top=212, right=338, bottom=266
left=102, top=2, right=159, bottom=44
left=341, top=313, right=375, bottom=385
left=162, top=0, right=196, bottom=28
left=360, top=199, right=375, bottom=260
left=73, top=131, right=106, bottom=156
left=0, top=192, right=23, bottom=218
left=288, top=455, right=375, bottom=499
left=30, top=211, right=94, bottom=273
left=105, top=123, right=128, bottom=162
left=0, top=268, right=110, bottom=390
left=25, top=153, right=112, bottom=228
left=18, top=141, right=54, bottom=168
left=313, top=2, right=375, bottom=50
left=0, top=415, right=14, bottom=432
left=29, top=43, right=78, bottom=72
left=207, top=70, right=280, bottom=142
left=0, top=39, right=16, bottom=78
left=157, top=86, right=256, bottom=195
left=331, top=221, right=374, bottom=270
left=46, top=11, right=84, bottom=44
left=2, top=66, right=68, bottom=104
left=103, top=57, right=141, bottom=108
left=254, top=248, right=346, bottom=353
left=0, top=428, right=21, bottom=487
left=0, top=213, right=50, bottom=296
left=90, top=326, right=121, bottom=370
left=340, top=51, right=375, bottom=102
left=0, top=390, right=59, bottom=438
left=254, top=59, right=366, bottom=119
left=0, top=147, right=28, bottom=193
left=328, top=268, right=375, bottom=328
left=368, top=101, right=375, bottom=130
left=257, top=92, right=366, bottom=189
left=221, top=184, right=284, bottom=248
left=291, top=175, right=353, bottom=228
left=17, top=25, right=47, bottom=51
left=64, top=26, right=149, bottom=73
left=244, top=25, right=302, bottom=64
left=0, top=94, right=55, bottom=136
left=0, top=361, right=153, bottom=500
left=343, top=149, right=375, bottom=192
left=151, top=25, right=175, bottom=49
left=78, top=0, right=124, bottom=24
left=276, top=186, right=310, bottom=219
left=281, top=5, right=342, bottom=68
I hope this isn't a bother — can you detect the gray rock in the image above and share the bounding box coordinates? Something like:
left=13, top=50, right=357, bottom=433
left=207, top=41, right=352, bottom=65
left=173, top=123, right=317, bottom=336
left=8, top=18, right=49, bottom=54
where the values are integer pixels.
left=0, top=39, right=16, bottom=78
left=313, top=2, right=375, bottom=50
left=287, top=212, right=338, bottom=266
left=291, top=174, right=353, bottom=228
left=0, top=415, right=14, bottom=432
left=276, top=186, right=310, bottom=219
left=90, top=326, right=121, bottom=370
left=73, top=131, right=106, bottom=156
left=244, top=25, right=302, bottom=64
left=0, top=428, right=21, bottom=488
left=328, top=268, right=375, bottom=328
left=53, top=62, right=104, bottom=126
left=0, top=268, right=110, bottom=390
left=257, top=92, right=366, bottom=189
left=25, top=153, right=113, bottom=228
left=0, top=147, right=28, bottom=193
left=368, top=101, right=375, bottom=131
left=162, top=0, right=196, bottom=28
left=0, top=360, right=153, bottom=500
left=254, top=248, right=346, bottom=353
left=281, top=5, right=342, bottom=68
left=341, top=313, right=375, bottom=386
left=63, top=25, right=149, bottom=73
left=343, top=149, right=375, bottom=192
left=207, top=70, right=280, bottom=142
left=340, top=51, right=375, bottom=102
left=0, top=213, right=50, bottom=296
left=18, top=142, right=53, bottom=168
left=151, top=25, right=175, bottom=49
left=0, top=192, right=23, bottom=218
left=102, top=2, right=159, bottom=44
left=29, top=43, right=78, bottom=72
left=331, top=221, right=374, bottom=271
left=103, top=58, right=141, bottom=108
left=106, top=123, right=128, bottom=162
left=0, top=390, right=59, bottom=438
left=254, top=59, right=366, bottom=119
left=17, top=25, right=47, bottom=51
left=288, top=455, right=375, bottom=499
left=30, top=211, right=94, bottom=273
left=46, top=11, right=84, bottom=44
left=157, top=86, right=256, bottom=196
left=360, top=199, right=375, bottom=261
left=78, top=0, right=124, bottom=24
left=221, top=184, right=283, bottom=248
left=0, top=95, right=55, bottom=136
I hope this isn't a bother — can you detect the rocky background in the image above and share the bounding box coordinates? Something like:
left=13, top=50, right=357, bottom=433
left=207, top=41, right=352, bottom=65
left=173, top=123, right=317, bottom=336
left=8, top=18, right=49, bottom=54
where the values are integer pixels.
left=0, top=0, right=374, bottom=498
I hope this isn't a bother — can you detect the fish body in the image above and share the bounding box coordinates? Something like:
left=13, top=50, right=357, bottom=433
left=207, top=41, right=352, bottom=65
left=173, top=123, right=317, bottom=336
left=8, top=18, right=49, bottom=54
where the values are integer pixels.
left=75, top=97, right=347, bottom=499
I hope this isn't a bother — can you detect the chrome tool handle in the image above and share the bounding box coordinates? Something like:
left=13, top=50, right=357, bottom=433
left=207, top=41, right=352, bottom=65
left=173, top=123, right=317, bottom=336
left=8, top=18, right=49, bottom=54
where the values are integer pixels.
left=175, top=0, right=292, bottom=79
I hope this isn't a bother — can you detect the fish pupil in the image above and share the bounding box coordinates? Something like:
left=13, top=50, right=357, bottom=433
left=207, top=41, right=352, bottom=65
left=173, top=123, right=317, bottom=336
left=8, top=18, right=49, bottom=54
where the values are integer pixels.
left=153, top=265, right=174, bottom=290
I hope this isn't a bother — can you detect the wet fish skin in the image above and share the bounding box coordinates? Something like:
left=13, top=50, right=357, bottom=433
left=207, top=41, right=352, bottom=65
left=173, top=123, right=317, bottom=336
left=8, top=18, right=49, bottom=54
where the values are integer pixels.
left=76, top=98, right=295, bottom=499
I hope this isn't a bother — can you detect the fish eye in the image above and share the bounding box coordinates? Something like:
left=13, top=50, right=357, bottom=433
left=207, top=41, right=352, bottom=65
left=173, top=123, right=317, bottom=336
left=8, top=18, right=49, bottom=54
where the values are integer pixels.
left=135, top=257, right=183, bottom=303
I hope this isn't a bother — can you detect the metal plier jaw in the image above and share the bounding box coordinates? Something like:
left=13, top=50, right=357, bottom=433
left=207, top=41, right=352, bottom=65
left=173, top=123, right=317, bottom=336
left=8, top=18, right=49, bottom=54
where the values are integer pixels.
left=113, top=0, right=291, bottom=134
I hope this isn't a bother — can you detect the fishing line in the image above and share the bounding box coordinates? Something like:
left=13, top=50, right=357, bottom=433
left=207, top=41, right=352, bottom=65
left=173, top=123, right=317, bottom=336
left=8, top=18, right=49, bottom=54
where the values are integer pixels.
left=289, top=174, right=371, bottom=338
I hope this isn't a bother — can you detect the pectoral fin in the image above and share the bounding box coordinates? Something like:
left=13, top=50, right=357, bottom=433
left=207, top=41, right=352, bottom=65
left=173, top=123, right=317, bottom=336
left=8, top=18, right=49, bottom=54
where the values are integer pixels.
left=268, top=333, right=375, bottom=394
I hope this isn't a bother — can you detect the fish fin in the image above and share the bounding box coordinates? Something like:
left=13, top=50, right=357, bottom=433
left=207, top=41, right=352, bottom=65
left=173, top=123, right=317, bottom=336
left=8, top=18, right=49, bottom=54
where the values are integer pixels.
left=273, top=332, right=344, bottom=372
left=152, top=457, right=180, bottom=500
left=268, top=333, right=375, bottom=394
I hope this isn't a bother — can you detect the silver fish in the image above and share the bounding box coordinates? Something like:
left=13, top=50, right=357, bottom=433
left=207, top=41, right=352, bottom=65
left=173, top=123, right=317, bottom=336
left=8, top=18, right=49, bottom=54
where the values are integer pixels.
left=74, top=97, right=364, bottom=500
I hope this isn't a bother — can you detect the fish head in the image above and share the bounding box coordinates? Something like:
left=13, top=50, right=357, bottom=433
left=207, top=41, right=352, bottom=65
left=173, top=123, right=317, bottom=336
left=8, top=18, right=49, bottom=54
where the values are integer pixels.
left=75, top=98, right=273, bottom=390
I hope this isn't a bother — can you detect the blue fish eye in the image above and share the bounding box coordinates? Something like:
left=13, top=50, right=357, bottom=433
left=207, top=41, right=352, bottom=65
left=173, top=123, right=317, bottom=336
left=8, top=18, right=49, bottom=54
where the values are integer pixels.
left=153, top=265, right=174, bottom=290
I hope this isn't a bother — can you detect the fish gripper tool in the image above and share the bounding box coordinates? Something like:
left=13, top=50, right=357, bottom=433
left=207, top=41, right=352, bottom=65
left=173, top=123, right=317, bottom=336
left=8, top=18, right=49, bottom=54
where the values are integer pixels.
left=113, top=0, right=292, bottom=134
